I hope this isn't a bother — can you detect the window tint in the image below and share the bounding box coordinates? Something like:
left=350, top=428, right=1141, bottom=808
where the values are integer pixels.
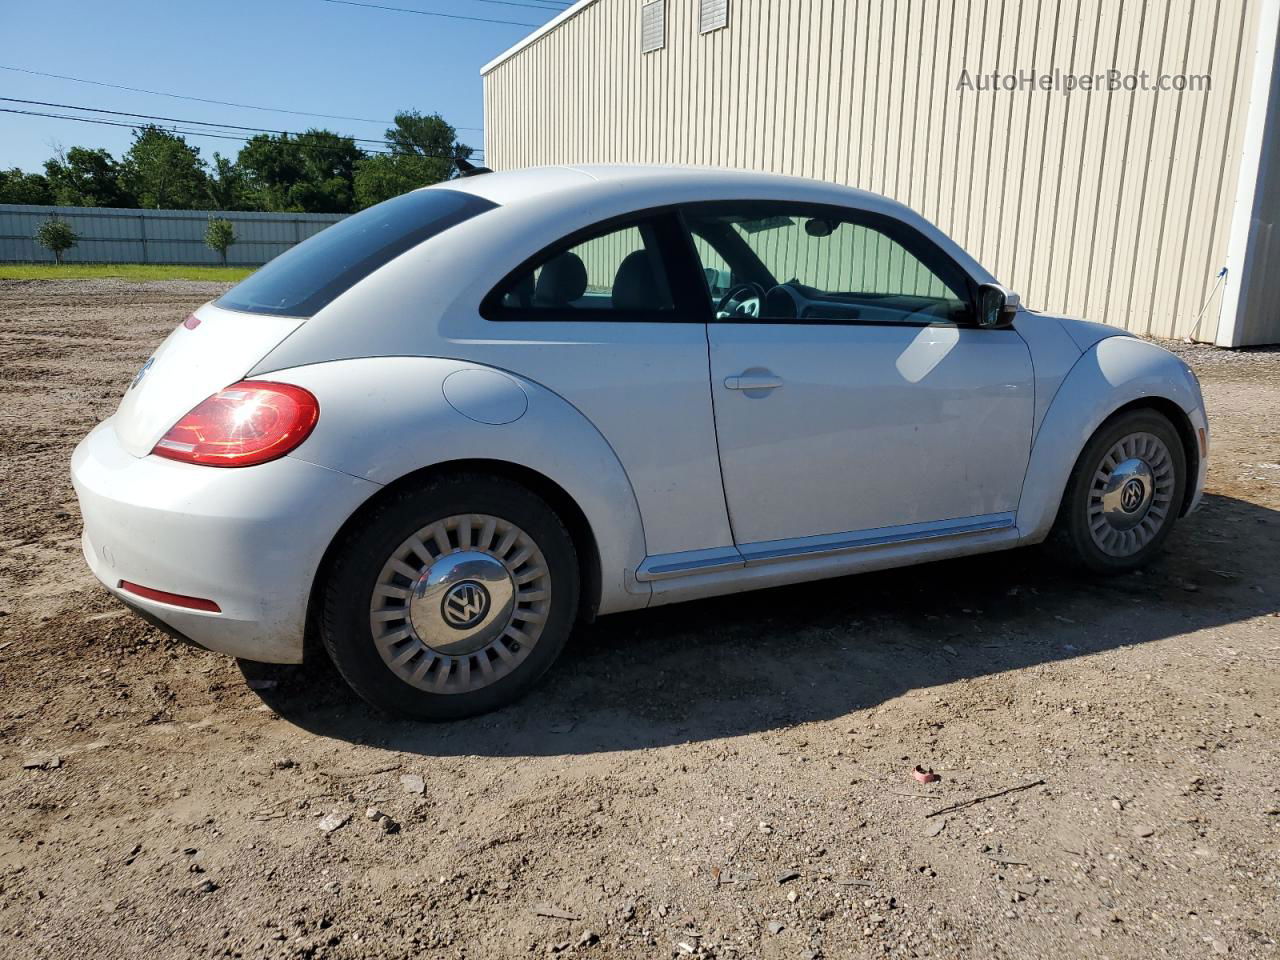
left=494, top=221, right=675, bottom=316
left=217, top=189, right=496, bottom=317
left=684, top=203, right=971, bottom=325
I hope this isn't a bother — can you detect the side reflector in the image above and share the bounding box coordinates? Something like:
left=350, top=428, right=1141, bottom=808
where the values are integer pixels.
left=119, top=581, right=221, bottom=613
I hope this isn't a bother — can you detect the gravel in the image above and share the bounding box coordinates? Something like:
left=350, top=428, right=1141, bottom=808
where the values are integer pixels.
left=1, top=282, right=1278, bottom=959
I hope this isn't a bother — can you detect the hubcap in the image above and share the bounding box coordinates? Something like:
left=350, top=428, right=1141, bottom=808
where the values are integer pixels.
left=409, top=551, right=514, bottom=656
left=370, top=514, right=551, bottom=695
left=1088, top=432, right=1175, bottom=557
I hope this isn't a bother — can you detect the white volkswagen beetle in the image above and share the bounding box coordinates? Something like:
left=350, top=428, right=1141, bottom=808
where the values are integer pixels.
left=71, top=165, right=1209, bottom=718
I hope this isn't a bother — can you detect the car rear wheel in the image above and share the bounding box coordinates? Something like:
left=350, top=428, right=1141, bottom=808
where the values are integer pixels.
left=321, top=474, right=579, bottom=720
left=1049, top=409, right=1187, bottom=574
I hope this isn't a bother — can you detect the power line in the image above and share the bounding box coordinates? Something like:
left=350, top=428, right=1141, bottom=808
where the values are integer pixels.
left=1, top=97, right=384, bottom=145
left=0, top=63, right=484, bottom=131
left=0, top=108, right=482, bottom=161
left=463, top=0, right=573, bottom=9
left=0, top=107, right=346, bottom=149
left=463, top=0, right=573, bottom=10
left=0, top=97, right=480, bottom=151
left=315, top=0, right=542, bottom=27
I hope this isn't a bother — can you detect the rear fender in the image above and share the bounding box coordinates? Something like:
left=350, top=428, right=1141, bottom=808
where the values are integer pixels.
left=269, top=357, right=651, bottom=614
left=1016, top=336, right=1203, bottom=543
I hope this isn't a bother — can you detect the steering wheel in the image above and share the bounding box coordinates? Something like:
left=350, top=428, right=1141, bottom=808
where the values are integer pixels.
left=715, top=281, right=767, bottom=319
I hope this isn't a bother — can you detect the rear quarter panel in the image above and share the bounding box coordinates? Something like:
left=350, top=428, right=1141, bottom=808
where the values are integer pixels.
left=270, top=357, right=651, bottom=614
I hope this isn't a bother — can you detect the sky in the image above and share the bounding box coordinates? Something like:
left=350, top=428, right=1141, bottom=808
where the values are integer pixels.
left=1, top=0, right=572, bottom=173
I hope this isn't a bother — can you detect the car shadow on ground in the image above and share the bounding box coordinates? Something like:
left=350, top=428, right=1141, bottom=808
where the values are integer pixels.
left=245, top=492, right=1278, bottom=756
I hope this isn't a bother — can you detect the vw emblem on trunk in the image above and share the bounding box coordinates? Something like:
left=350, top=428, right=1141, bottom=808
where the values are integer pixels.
left=441, top=581, right=490, bottom=630
left=129, top=356, right=155, bottom=390
left=1120, top=477, right=1146, bottom=512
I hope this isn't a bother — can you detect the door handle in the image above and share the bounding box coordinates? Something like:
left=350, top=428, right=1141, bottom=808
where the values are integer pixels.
left=724, top=373, right=783, bottom=391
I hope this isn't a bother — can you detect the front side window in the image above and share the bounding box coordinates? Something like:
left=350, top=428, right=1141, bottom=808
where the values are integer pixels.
left=691, top=234, right=733, bottom=300
left=217, top=189, right=496, bottom=317
left=683, top=203, right=972, bottom=325
left=488, top=220, right=675, bottom=318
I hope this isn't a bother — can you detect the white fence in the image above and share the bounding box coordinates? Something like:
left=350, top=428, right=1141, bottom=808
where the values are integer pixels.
left=0, top=204, right=348, bottom=266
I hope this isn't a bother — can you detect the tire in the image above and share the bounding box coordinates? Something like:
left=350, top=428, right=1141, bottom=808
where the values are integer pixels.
left=1048, top=408, right=1187, bottom=575
left=321, top=473, right=579, bottom=720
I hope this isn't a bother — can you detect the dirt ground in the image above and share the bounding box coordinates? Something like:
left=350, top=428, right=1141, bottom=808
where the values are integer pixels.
left=0, top=279, right=1277, bottom=960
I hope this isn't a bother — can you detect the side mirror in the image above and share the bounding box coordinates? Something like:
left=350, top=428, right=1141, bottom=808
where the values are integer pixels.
left=976, top=283, right=1020, bottom=329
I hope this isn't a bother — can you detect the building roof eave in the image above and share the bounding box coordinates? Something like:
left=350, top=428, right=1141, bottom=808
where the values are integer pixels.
left=480, top=0, right=601, bottom=76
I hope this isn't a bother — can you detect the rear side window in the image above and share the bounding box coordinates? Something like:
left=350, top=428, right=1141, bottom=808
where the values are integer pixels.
left=216, top=189, right=497, bottom=317
left=483, top=217, right=684, bottom=321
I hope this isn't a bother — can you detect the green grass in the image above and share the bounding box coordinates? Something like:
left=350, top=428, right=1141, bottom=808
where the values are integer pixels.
left=0, top=263, right=255, bottom=282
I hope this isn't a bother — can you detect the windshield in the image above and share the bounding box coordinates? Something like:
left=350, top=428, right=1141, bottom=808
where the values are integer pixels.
left=216, top=189, right=497, bottom=317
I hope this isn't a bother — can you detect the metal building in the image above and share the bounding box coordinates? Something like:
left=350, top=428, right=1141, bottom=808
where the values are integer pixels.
left=482, top=0, right=1280, bottom=346
left=0, top=204, right=346, bottom=266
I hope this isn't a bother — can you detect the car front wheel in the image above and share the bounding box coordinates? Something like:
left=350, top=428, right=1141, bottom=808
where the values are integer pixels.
left=1049, top=408, right=1187, bottom=574
left=321, top=473, right=579, bottom=720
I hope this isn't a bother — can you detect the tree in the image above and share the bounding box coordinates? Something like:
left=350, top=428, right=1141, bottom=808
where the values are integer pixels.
left=353, top=153, right=437, bottom=208
left=238, top=130, right=361, bottom=213
left=35, top=217, right=77, bottom=264
left=26, top=109, right=473, bottom=214
left=43, top=147, right=133, bottom=207
left=236, top=133, right=302, bottom=210
left=205, top=153, right=249, bottom=210
left=204, top=218, right=236, bottom=266
left=121, top=126, right=209, bottom=209
left=384, top=110, right=471, bottom=163
left=0, top=168, right=54, bottom=205
left=353, top=111, right=472, bottom=208
left=289, top=130, right=362, bottom=213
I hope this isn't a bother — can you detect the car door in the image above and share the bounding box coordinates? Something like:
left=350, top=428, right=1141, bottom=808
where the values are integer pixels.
left=683, top=201, right=1035, bottom=552
left=474, top=211, right=733, bottom=562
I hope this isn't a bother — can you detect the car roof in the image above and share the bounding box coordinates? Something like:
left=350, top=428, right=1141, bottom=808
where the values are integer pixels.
left=432, top=163, right=901, bottom=213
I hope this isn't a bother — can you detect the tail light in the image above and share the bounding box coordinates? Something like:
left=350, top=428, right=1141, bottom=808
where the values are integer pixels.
left=152, top=381, right=319, bottom=467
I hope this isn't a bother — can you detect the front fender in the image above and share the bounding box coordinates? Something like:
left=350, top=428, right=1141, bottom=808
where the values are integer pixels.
left=270, top=357, right=651, bottom=614
left=1017, top=336, right=1204, bottom=543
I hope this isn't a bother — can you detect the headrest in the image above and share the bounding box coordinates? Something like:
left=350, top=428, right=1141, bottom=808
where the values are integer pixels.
left=506, top=270, right=535, bottom=307
left=612, top=250, right=663, bottom=310
left=533, top=252, right=588, bottom=307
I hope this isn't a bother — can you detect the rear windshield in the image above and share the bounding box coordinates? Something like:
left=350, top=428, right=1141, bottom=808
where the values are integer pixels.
left=216, top=189, right=497, bottom=317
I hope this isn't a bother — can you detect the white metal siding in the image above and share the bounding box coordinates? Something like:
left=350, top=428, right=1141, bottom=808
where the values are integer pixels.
left=1229, top=19, right=1280, bottom=346
left=484, top=0, right=1275, bottom=342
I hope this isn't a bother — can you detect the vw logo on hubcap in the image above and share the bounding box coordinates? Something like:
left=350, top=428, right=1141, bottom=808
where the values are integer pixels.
left=440, top=581, right=491, bottom=630
left=1120, top=477, right=1146, bottom=513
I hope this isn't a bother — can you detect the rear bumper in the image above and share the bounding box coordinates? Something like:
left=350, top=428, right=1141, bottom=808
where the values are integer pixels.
left=71, top=419, right=379, bottom=663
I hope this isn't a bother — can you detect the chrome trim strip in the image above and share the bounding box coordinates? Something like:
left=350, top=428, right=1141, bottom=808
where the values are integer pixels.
left=739, top=513, right=1017, bottom=566
left=635, top=513, right=1016, bottom=581
left=635, top=546, right=745, bottom=582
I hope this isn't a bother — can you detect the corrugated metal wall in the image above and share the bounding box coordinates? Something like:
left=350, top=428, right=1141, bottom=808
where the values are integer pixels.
left=484, top=0, right=1270, bottom=342
left=1231, top=22, right=1280, bottom=346
left=0, top=205, right=347, bottom=266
